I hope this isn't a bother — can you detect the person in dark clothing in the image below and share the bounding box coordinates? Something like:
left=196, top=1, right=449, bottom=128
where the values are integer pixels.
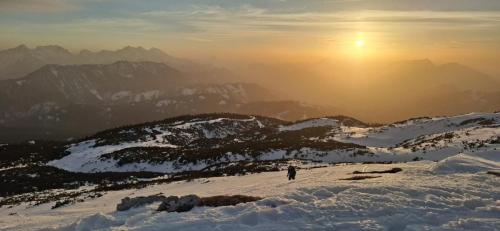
left=287, top=166, right=296, bottom=180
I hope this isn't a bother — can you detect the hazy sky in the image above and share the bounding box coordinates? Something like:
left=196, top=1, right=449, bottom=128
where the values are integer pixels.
left=1, top=0, right=500, bottom=74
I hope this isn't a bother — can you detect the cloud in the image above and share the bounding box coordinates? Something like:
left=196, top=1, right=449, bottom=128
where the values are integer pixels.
left=0, top=0, right=81, bottom=12
left=139, top=6, right=500, bottom=33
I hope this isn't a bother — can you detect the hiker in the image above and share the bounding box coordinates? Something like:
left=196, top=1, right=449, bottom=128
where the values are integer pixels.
left=287, top=166, right=296, bottom=180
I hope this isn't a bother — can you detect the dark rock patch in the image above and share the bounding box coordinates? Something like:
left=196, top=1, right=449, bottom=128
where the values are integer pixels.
left=487, top=171, right=500, bottom=177
left=117, top=194, right=167, bottom=211
left=156, top=195, right=201, bottom=212
left=156, top=194, right=262, bottom=213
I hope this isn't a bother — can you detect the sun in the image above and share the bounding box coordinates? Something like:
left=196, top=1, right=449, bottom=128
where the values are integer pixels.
left=355, top=39, right=365, bottom=48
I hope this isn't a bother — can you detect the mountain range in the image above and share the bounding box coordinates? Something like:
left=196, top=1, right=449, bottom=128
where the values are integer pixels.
left=1, top=44, right=499, bottom=141
left=242, top=59, right=500, bottom=122
left=0, top=60, right=337, bottom=142
left=2, top=112, right=498, bottom=174
left=0, top=45, right=231, bottom=81
left=47, top=112, right=500, bottom=173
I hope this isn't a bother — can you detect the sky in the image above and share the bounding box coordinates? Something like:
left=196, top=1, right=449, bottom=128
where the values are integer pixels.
left=1, top=0, right=500, bottom=74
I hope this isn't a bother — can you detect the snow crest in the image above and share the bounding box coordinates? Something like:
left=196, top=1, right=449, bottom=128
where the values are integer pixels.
left=431, top=153, right=500, bottom=174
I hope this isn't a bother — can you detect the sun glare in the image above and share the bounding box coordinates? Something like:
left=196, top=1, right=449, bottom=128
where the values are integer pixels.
left=356, top=39, right=365, bottom=48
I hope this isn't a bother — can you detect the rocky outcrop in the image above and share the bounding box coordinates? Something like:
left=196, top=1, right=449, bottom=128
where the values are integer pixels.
left=117, top=194, right=262, bottom=213
left=157, top=195, right=201, bottom=213
left=116, top=194, right=166, bottom=211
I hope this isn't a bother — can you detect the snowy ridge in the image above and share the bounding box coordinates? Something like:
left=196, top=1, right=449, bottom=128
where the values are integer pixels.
left=333, top=112, right=500, bottom=147
left=44, top=112, right=500, bottom=173
left=431, top=152, right=500, bottom=174
left=2, top=112, right=500, bottom=231
left=47, top=115, right=280, bottom=173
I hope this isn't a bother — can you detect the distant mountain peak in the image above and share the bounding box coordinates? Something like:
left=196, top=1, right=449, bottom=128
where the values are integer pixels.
left=79, top=49, right=92, bottom=55
left=399, top=59, right=435, bottom=68
left=149, top=47, right=162, bottom=52
left=35, top=45, right=69, bottom=52
left=119, top=46, right=147, bottom=52
left=9, top=44, right=30, bottom=52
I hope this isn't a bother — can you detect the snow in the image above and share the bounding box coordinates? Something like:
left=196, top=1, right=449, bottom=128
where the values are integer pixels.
left=2, top=161, right=499, bottom=230
left=45, top=112, right=500, bottom=173
left=279, top=118, right=339, bottom=131
left=156, top=99, right=172, bottom=107
left=182, top=88, right=197, bottom=96
left=431, top=153, right=500, bottom=174
left=111, top=91, right=131, bottom=101
left=47, top=126, right=179, bottom=173
left=139, top=90, right=160, bottom=101
left=89, top=89, right=103, bottom=101
left=172, top=117, right=257, bottom=130
left=5, top=112, right=497, bottom=230
left=133, top=91, right=160, bottom=102
left=334, top=112, right=500, bottom=147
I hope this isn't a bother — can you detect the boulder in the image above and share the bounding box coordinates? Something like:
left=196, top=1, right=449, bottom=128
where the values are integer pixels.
left=157, top=196, right=180, bottom=212
left=176, top=195, right=201, bottom=212
left=157, top=195, right=201, bottom=212
left=117, top=194, right=166, bottom=211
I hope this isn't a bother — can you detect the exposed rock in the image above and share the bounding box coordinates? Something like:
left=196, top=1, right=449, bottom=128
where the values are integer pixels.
left=157, top=194, right=260, bottom=213
left=156, top=196, right=179, bottom=212
left=487, top=171, right=500, bottom=177
left=176, top=195, right=201, bottom=212
left=157, top=195, right=201, bottom=212
left=117, top=194, right=166, bottom=211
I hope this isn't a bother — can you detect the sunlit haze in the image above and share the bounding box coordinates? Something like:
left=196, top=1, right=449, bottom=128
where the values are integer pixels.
left=1, top=1, right=500, bottom=230
left=0, top=0, right=499, bottom=124
left=1, top=0, right=500, bottom=74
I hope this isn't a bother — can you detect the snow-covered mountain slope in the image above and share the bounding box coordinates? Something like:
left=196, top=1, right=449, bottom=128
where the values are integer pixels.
left=2, top=160, right=499, bottom=231
left=1, top=112, right=499, bottom=231
left=0, top=61, right=184, bottom=109
left=46, top=112, right=500, bottom=173
left=47, top=114, right=363, bottom=173
left=0, top=61, right=285, bottom=142
left=333, top=112, right=499, bottom=147
left=431, top=152, right=500, bottom=174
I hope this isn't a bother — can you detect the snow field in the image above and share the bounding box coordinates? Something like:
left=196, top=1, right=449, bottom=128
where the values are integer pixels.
left=2, top=158, right=499, bottom=231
